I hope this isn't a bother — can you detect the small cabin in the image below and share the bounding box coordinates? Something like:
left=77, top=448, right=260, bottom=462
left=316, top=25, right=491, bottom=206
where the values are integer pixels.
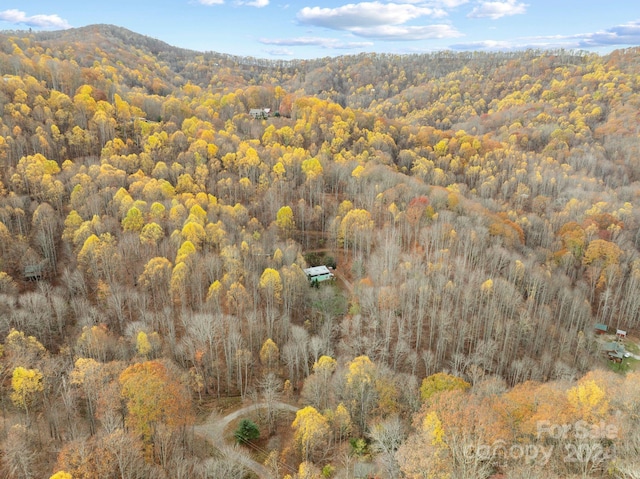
left=594, top=323, right=608, bottom=335
left=602, top=341, right=626, bottom=362
left=24, top=264, right=44, bottom=281
left=616, top=329, right=627, bottom=339
left=249, top=108, right=269, bottom=119
left=303, top=265, right=334, bottom=284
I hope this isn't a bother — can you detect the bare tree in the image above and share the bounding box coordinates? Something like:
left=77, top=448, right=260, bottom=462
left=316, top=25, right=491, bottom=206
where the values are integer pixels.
left=368, top=415, right=405, bottom=479
left=259, top=372, right=282, bottom=434
left=1, top=425, right=39, bottom=479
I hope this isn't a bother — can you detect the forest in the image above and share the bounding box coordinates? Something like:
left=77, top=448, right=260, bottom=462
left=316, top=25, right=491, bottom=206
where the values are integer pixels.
left=0, top=23, right=640, bottom=478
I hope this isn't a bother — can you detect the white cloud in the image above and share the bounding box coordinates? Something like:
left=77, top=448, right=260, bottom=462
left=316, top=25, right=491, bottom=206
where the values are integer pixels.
left=581, top=20, right=640, bottom=47
left=450, top=39, right=513, bottom=50
left=259, top=36, right=374, bottom=49
left=238, top=0, right=269, bottom=6
left=429, top=0, right=469, bottom=7
left=332, top=41, right=376, bottom=49
left=350, top=24, right=462, bottom=40
left=295, top=2, right=461, bottom=41
left=264, top=48, right=294, bottom=56
left=451, top=20, right=640, bottom=51
left=468, top=0, right=527, bottom=20
left=201, top=0, right=268, bottom=7
left=383, top=0, right=467, bottom=5
left=0, top=9, right=71, bottom=29
left=260, top=37, right=331, bottom=46
left=297, top=2, right=442, bottom=30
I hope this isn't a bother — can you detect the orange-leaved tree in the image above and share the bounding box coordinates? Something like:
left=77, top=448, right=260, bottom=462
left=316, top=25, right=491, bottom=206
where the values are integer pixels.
left=119, top=360, right=193, bottom=444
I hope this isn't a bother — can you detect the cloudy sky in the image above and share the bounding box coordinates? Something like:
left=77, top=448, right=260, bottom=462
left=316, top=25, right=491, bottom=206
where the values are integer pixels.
left=1, top=1, right=639, bottom=59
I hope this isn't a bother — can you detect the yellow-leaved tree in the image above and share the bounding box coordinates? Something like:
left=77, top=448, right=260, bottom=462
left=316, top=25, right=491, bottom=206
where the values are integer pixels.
left=338, top=209, right=373, bottom=256
left=49, top=472, right=73, bottom=479
left=259, top=268, right=283, bottom=336
left=169, top=262, right=189, bottom=306
left=567, top=379, right=609, bottom=423
left=275, top=205, right=295, bottom=238
left=331, top=402, right=352, bottom=444
left=136, top=331, right=152, bottom=357
left=396, top=410, right=452, bottom=479
left=181, top=221, right=206, bottom=248
left=420, top=372, right=471, bottom=402
left=140, top=222, right=164, bottom=247
left=11, top=366, right=44, bottom=423
left=292, top=405, right=330, bottom=462
left=135, top=258, right=171, bottom=312
left=582, top=238, right=622, bottom=292
left=121, top=206, right=144, bottom=232
left=175, top=240, right=197, bottom=264
left=259, top=338, right=279, bottom=370
left=301, top=157, right=323, bottom=181
left=344, top=355, right=377, bottom=432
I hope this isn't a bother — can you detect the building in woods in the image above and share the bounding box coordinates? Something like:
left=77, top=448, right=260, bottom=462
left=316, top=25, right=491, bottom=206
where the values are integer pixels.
left=249, top=108, right=270, bottom=119
left=594, top=323, right=608, bottom=335
left=602, top=341, right=626, bottom=363
left=303, top=265, right=334, bottom=284
left=24, top=264, right=44, bottom=281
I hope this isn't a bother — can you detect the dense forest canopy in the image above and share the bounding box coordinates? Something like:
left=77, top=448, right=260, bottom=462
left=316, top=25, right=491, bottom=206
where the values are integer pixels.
left=1, top=24, right=640, bottom=479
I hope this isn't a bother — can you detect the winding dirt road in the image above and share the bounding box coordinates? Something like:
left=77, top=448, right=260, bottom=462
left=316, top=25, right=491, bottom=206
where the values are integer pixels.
left=194, top=246, right=347, bottom=477
left=194, top=401, right=299, bottom=478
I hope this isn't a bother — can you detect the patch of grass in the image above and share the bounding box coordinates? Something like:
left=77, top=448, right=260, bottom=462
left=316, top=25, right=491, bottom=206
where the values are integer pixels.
left=310, top=285, right=348, bottom=317
left=607, top=360, right=631, bottom=373
left=625, top=340, right=639, bottom=354
left=606, top=356, right=639, bottom=373
left=625, top=357, right=640, bottom=371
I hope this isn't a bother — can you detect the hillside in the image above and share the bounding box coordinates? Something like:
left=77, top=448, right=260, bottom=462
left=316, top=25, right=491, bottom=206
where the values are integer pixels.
left=0, top=24, right=640, bottom=479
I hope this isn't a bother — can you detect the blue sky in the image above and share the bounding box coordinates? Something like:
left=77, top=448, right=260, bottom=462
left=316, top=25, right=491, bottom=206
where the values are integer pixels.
left=1, top=1, right=639, bottom=59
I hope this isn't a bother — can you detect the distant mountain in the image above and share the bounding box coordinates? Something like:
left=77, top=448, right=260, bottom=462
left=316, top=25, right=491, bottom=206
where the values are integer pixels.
left=2, top=23, right=639, bottom=128
left=33, top=24, right=197, bottom=57
left=0, top=24, right=607, bottom=96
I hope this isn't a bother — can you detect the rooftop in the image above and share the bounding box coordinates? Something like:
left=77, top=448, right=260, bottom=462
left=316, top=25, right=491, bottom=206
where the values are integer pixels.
left=602, top=341, right=625, bottom=354
left=303, top=265, right=332, bottom=276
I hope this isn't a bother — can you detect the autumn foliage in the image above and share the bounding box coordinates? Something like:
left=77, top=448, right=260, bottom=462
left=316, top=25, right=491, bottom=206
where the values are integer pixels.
left=1, top=24, right=640, bottom=479
left=119, top=360, right=193, bottom=442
